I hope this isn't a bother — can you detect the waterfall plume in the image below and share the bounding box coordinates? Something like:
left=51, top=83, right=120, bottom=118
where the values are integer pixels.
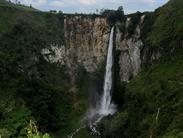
left=99, top=26, right=116, bottom=116
left=87, top=26, right=116, bottom=125
left=69, top=27, right=116, bottom=137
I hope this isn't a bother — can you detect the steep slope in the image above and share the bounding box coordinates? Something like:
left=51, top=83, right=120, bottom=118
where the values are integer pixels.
left=0, top=2, right=113, bottom=138
left=0, top=0, right=38, bottom=11
left=99, top=0, right=183, bottom=137
left=0, top=2, right=88, bottom=138
left=143, top=0, right=183, bottom=64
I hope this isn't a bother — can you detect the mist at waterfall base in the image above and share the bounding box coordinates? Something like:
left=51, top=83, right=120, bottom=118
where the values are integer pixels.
left=86, top=27, right=116, bottom=127
left=68, top=27, right=116, bottom=138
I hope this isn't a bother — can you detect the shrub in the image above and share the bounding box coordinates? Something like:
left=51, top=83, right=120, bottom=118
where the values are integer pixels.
left=26, top=120, right=52, bottom=138
left=100, top=6, right=125, bottom=24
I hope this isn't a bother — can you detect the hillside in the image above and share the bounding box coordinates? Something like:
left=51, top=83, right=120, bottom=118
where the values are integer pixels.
left=143, top=0, right=183, bottom=64
left=0, top=1, right=87, bottom=138
left=0, top=0, right=38, bottom=11
left=98, top=0, right=183, bottom=137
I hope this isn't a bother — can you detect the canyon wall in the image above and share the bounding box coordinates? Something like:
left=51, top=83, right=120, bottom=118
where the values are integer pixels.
left=115, top=15, right=145, bottom=82
left=41, top=14, right=146, bottom=83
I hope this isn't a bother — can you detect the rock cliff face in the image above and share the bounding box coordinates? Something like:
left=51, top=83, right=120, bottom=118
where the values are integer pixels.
left=115, top=15, right=145, bottom=82
left=41, top=15, right=146, bottom=83
left=42, top=16, right=110, bottom=82
left=64, top=16, right=110, bottom=73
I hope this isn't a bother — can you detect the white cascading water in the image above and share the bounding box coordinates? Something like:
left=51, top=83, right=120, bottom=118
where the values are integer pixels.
left=99, top=26, right=116, bottom=116
left=88, top=26, right=116, bottom=134
left=86, top=27, right=116, bottom=135
left=68, top=27, right=116, bottom=138
left=87, top=27, right=116, bottom=134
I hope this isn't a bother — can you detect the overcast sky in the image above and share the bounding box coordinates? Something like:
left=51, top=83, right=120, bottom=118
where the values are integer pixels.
left=17, top=0, right=169, bottom=14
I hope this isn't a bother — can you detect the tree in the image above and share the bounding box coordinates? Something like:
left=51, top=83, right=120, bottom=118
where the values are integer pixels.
left=100, top=6, right=125, bottom=24
left=26, top=120, right=52, bottom=138
left=96, top=9, right=99, bottom=14
left=58, top=10, right=63, bottom=14
left=50, top=10, right=57, bottom=13
left=118, top=6, right=123, bottom=11
left=117, top=6, right=124, bottom=16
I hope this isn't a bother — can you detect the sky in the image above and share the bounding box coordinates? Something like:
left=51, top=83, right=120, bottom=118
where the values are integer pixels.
left=17, top=0, right=169, bottom=14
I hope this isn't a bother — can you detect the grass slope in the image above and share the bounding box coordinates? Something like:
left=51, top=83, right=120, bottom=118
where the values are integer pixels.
left=0, top=0, right=38, bottom=11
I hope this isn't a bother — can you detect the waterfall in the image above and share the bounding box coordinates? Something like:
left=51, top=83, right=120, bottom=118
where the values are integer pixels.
left=68, top=27, right=116, bottom=138
left=87, top=26, right=116, bottom=124
left=87, top=26, right=116, bottom=120
left=99, top=26, right=116, bottom=116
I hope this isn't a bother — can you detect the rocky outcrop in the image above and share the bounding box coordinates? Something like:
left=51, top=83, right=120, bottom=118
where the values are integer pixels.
left=64, top=16, right=110, bottom=73
left=115, top=15, right=144, bottom=82
left=41, top=44, right=66, bottom=65
left=41, top=14, right=146, bottom=83
left=42, top=16, right=110, bottom=79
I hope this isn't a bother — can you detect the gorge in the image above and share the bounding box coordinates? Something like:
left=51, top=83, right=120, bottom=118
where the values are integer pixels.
left=0, top=0, right=183, bottom=138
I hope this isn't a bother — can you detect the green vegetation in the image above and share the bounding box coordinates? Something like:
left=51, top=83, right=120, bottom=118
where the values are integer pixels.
left=100, top=53, right=183, bottom=138
left=127, top=11, right=142, bottom=35
left=100, top=6, right=125, bottom=24
left=0, top=1, right=89, bottom=138
left=74, top=128, right=97, bottom=138
left=0, top=0, right=37, bottom=12
left=145, top=0, right=183, bottom=54
left=26, top=120, right=52, bottom=138
left=0, top=6, right=64, bottom=43
left=98, top=0, right=183, bottom=137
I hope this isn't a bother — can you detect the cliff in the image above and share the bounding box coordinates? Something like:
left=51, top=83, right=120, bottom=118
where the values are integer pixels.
left=41, top=13, right=146, bottom=83
left=42, top=16, right=110, bottom=72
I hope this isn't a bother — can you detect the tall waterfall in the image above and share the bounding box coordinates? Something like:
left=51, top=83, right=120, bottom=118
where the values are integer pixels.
left=87, top=27, right=116, bottom=121
left=99, top=26, right=116, bottom=116
left=68, top=27, right=116, bottom=138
